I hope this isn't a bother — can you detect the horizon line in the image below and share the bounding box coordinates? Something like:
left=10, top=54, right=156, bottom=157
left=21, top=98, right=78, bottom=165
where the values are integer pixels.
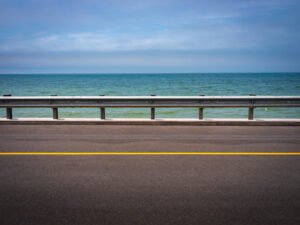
left=0, top=72, right=300, bottom=75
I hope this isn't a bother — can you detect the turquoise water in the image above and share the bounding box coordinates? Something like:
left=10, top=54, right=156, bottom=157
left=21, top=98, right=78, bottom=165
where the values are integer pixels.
left=0, top=73, right=300, bottom=119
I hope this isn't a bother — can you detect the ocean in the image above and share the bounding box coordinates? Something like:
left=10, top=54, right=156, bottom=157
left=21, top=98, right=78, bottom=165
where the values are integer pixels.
left=0, top=73, right=300, bottom=119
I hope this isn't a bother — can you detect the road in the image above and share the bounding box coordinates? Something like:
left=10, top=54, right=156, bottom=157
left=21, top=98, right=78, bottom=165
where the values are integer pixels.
left=0, top=125, right=299, bottom=225
left=1, top=125, right=300, bottom=152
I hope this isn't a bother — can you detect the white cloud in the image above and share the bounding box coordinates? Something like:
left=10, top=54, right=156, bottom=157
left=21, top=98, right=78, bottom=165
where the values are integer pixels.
left=0, top=25, right=263, bottom=53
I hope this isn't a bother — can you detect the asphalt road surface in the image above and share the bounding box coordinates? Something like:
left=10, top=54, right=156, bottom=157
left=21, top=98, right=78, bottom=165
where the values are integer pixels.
left=1, top=125, right=300, bottom=152
left=0, top=125, right=299, bottom=225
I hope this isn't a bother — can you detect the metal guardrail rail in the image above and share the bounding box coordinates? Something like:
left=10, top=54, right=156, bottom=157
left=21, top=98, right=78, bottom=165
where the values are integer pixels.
left=0, top=95, right=300, bottom=120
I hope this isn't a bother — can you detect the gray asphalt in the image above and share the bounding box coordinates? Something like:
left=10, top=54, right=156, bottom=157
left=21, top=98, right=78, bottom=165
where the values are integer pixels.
left=0, top=125, right=299, bottom=225
left=0, top=125, right=300, bottom=152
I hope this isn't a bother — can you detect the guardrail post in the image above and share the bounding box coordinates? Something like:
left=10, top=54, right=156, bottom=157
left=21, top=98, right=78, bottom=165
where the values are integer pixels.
left=151, top=108, right=155, bottom=120
left=100, top=107, right=106, bottom=120
left=50, top=95, right=59, bottom=120
left=6, top=108, right=13, bottom=119
left=199, top=108, right=204, bottom=120
left=53, top=108, right=59, bottom=119
left=3, top=94, right=13, bottom=119
left=248, top=94, right=255, bottom=120
left=248, top=107, right=254, bottom=120
left=198, top=94, right=205, bottom=120
left=99, top=95, right=106, bottom=120
left=150, top=94, right=155, bottom=120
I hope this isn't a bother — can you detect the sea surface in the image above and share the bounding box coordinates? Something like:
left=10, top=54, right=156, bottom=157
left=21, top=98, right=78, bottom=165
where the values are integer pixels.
left=0, top=73, right=300, bottom=119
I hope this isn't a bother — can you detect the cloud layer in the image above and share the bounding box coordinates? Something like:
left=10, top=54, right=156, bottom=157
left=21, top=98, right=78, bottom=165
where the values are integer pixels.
left=0, top=0, right=299, bottom=73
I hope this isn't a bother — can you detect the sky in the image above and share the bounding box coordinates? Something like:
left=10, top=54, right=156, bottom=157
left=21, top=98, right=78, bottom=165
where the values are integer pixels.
left=0, top=0, right=300, bottom=73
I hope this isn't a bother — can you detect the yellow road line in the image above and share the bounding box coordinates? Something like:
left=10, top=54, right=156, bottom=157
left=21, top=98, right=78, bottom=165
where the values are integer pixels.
left=0, top=152, right=300, bottom=155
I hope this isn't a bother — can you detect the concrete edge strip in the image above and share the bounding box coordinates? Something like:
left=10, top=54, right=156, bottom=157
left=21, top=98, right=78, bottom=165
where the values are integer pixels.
left=1, top=119, right=300, bottom=126
left=0, top=152, right=300, bottom=155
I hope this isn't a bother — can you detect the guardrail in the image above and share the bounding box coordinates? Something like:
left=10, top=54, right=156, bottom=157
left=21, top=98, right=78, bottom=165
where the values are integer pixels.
left=0, top=95, right=300, bottom=120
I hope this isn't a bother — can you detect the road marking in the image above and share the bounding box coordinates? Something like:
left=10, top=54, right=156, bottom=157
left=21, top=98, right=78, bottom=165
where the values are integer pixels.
left=0, top=152, right=300, bottom=155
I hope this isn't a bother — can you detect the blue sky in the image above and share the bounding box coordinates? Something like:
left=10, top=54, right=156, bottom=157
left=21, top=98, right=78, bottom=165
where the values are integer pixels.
left=0, top=0, right=300, bottom=73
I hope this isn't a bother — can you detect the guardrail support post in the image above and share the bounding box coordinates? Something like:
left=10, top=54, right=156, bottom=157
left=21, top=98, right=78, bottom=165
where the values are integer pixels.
left=150, top=94, right=156, bottom=120
left=248, top=107, right=254, bottom=120
left=3, top=94, right=13, bottom=119
left=6, top=108, right=13, bottom=119
left=198, top=108, right=204, bottom=120
left=151, top=108, right=155, bottom=120
left=100, top=107, right=106, bottom=120
left=248, top=94, right=256, bottom=120
left=53, top=108, right=59, bottom=119
left=198, top=94, right=205, bottom=120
